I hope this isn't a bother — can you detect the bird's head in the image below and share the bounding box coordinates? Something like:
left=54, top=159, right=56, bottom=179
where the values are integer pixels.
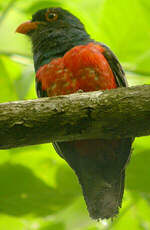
left=16, top=7, right=91, bottom=70
left=16, top=7, right=86, bottom=37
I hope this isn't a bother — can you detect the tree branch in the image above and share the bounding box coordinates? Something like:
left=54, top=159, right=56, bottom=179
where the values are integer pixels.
left=0, top=85, right=150, bottom=149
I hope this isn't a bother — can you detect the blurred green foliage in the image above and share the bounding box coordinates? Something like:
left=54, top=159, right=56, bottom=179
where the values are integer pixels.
left=0, top=0, right=150, bottom=229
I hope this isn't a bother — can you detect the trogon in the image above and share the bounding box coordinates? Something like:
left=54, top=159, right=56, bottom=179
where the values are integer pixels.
left=16, top=7, right=133, bottom=220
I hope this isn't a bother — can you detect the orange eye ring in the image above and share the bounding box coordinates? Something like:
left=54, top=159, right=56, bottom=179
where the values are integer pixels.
left=45, top=10, right=58, bottom=22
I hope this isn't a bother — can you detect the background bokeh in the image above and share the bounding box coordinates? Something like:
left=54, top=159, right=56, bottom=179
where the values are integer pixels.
left=1, top=0, right=150, bottom=229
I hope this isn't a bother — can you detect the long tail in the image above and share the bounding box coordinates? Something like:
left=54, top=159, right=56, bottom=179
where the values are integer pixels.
left=53, top=138, right=133, bottom=219
left=77, top=159, right=125, bottom=219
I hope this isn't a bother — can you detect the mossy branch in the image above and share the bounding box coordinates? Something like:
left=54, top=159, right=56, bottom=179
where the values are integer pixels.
left=0, top=85, right=150, bottom=149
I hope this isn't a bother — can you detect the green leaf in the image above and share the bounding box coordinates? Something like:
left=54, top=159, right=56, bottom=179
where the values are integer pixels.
left=39, top=222, right=65, bottom=230
left=14, top=68, right=34, bottom=100
left=126, top=137, right=150, bottom=193
left=0, top=57, right=20, bottom=102
left=0, top=215, right=24, bottom=230
left=0, top=145, right=81, bottom=218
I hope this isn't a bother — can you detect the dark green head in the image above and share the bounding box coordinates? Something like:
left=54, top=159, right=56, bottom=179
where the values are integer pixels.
left=16, top=7, right=91, bottom=71
left=31, top=7, right=85, bottom=31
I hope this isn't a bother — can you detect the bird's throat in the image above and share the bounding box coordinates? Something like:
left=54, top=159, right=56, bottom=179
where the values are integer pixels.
left=32, top=28, right=92, bottom=71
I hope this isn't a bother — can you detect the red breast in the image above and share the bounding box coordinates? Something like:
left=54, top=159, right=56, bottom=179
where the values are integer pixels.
left=36, top=43, right=117, bottom=96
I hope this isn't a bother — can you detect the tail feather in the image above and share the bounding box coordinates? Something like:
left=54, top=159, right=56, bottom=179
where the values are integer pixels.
left=74, top=151, right=126, bottom=219
left=78, top=167, right=125, bottom=219
left=53, top=138, right=132, bottom=219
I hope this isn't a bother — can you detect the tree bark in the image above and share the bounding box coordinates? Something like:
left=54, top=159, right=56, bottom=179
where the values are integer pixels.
left=0, top=85, right=150, bottom=149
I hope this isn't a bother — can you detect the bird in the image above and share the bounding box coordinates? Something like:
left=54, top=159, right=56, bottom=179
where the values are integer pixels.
left=16, top=7, right=133, bottom=220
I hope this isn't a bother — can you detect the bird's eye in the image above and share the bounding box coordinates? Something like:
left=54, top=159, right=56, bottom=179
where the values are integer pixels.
left=45, top=10, right=58, bottom=22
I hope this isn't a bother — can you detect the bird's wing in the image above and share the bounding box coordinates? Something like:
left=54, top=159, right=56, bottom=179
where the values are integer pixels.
left=99, top=43, right=128, bottom=87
